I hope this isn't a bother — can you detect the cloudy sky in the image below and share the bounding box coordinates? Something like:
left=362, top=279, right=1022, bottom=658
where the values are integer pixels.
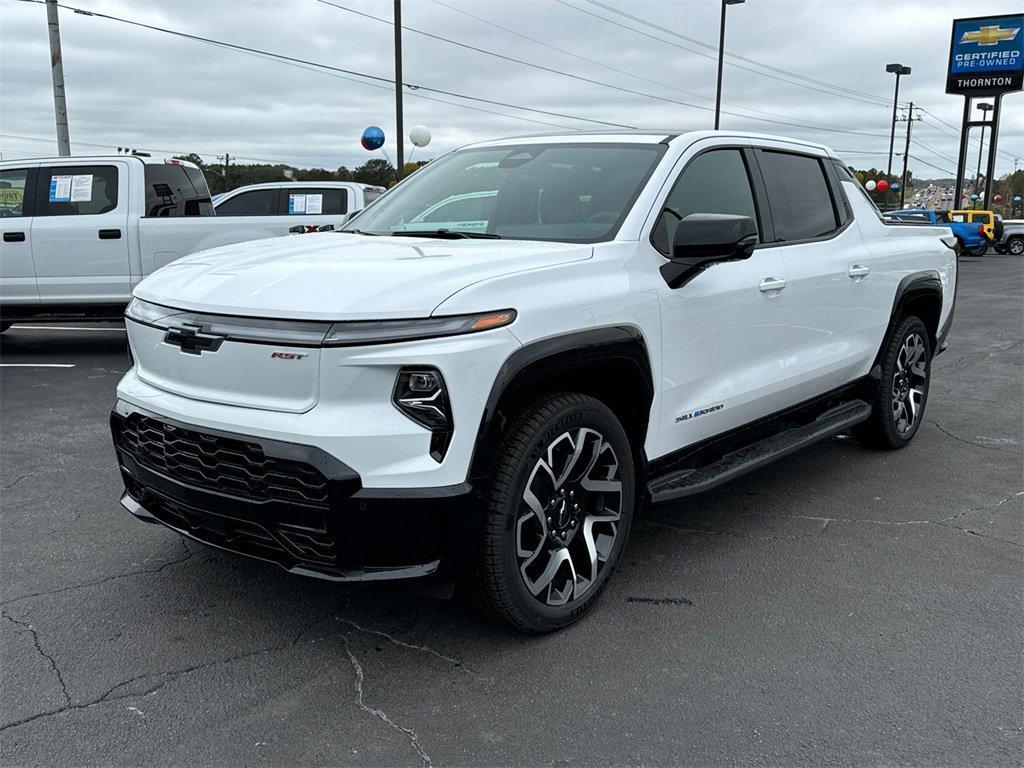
left=1, top=0, right=1021, bottom=181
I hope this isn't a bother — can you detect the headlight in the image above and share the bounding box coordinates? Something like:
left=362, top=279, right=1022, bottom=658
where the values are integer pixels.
left=324, top=309, right=515, bottom=347
left=124, top=297, right=178, bottom=325
left=393, top=367, right=453, bottom=462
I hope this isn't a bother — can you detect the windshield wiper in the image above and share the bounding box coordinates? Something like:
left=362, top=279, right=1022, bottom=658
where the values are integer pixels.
left=388, top=229, right=502, bottom=240
left=340, top=228, right=379, bottom=236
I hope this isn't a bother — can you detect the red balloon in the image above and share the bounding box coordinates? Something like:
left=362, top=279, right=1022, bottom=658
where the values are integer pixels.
left=993, top=194, right=1003, bottom=204
left=876, top=179, right=889, bottom=193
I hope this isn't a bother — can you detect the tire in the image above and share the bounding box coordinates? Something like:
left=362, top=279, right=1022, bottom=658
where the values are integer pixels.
left=965, top=242, right=988, bottom=257
left=471, top=392, right=635, bottom=633
left=854, top=315, right=932, bottom=450
left=1007, top=236, right=1024, bottom=256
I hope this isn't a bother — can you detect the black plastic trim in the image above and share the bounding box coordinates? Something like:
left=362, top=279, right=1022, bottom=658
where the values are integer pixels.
left=468, top=325, right=653, bottom=482
left=874, top=271, right=943, bottom=367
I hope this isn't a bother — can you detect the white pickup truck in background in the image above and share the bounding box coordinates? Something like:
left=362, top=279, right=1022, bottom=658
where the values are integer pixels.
left=0, top=156, right=384, bottom=329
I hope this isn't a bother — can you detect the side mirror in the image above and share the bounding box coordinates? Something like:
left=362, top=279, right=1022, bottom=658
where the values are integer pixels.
left=661, top=213, right=758, bottom=289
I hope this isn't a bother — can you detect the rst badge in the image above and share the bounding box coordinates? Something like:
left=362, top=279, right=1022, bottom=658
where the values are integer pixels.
left=270, top=351, right=308, bottom=360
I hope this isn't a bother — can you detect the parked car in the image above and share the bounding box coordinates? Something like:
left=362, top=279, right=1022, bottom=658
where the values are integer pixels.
left=885, top=208, right=989, bottom=256
left=0, top=157, right=381, bottom=331
left=111, top=131, right=956, bottom=632
left=213, top=181, right=385, bottom=232
left=993, top=218, right=1024, bottom=255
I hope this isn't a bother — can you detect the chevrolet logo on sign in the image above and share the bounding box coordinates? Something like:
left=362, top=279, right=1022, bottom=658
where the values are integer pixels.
left=960, top=25, right=1020, bottom=46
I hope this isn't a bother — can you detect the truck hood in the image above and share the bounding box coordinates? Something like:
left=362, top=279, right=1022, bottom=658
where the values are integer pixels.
left=134, top=233, right=593, bottom=319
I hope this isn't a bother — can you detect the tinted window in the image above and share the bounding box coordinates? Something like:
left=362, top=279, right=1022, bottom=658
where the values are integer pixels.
left=831, top=159, right=884, bottom=222
left=215, top=189, right=277, bottom=216
left=37, top=165, right=118, bottom=216
left=143, top=164, right=214, bottom=217
left=759, top=151, right=839, bottom=241
left=285, top=188, right=347, bottom=215
left=0, top=169, right=30, bottom=217
left=362, top=186, right=384, bottom=204
left=651, top=149, right=758, bottom=254
left=345, top=143, right=666, bottom=243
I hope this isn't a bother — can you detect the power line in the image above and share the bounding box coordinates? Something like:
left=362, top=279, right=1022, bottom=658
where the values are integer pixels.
left=907, top=154, right=956, bottom=177
left=320, top=0, right=892, bottom=139
left=14, top=0, right=634, bottom=129
left=426, top=0, right=887, bottom=136
left=582, top=0, right=895, bottom=107
left=554, top=0, right=894, bottom=109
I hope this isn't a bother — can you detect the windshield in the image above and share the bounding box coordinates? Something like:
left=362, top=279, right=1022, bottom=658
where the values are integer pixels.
left=344, top=142, right=666, bottom=243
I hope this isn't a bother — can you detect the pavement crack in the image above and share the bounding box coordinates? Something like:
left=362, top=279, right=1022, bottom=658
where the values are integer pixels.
left=341, top=635, right=433, bottom=768
left=930, top=421, right=1023, bottom=457
left=2, top=611, right=71, bottom=708
left=0, top=541, right=195, bottom=609
left=337, top=617, right=462, bottom=667
left=1, top=474, right=29, bottom=489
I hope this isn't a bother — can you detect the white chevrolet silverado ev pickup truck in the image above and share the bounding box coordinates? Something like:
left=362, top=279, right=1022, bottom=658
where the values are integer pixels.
left=110, top=131, right=957, bottom=632
left=0, top=156, right=371, bottom=331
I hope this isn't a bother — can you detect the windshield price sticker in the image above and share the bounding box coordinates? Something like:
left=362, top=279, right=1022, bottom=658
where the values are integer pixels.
left=289, top=193, right=324, bottom=215
left=288, top=193, right=306, bottom=214
left=305, top=194, right=323, bottom=215
left=70, top=174, right=93, bottom=202
left=49, top=175, right=73, bottom=202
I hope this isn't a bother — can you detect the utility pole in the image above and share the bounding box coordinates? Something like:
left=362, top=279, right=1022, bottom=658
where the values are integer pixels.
left=217, top=153, right=231, bottom=193
left=975, top=102, right=993, bottom=198
left=393, top=0, right=405, bottom=181
left=714, top=0, right=744, bottom=130
left=46, top=0, right=70, bottom=156
left=884, top=64, right=910, bottom=179
left=898, top=102, right=919, bottom=208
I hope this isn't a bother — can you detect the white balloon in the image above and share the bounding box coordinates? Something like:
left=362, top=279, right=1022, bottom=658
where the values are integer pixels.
left=865, top=180, right=876, bottom=191
left=409, top=125, right=432, bottom=148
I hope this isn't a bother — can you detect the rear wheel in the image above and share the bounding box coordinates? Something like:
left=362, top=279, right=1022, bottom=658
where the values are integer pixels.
left=472, top=393, right=635, bottom=632
left=1007, top=236, right=1024, bottom=256
left=965, top=242, right=988, bottom=257
left=855, top=315, right=931, bottom=449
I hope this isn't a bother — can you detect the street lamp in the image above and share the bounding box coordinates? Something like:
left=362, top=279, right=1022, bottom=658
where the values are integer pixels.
left=885, top=63, right=911, bottom=178
left=714, top=0, right=745, bottom=130
left=975, top=102, right=994, bottom=198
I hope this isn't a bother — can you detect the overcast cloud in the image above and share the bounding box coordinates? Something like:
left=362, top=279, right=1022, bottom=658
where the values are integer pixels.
left=1, top=0, right=1021, bottom=180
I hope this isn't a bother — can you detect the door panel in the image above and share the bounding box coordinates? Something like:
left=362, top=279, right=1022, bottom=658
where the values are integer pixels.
left=0, top=166, right=39, bottom=303
left=31, top=164, right=131, bottom=303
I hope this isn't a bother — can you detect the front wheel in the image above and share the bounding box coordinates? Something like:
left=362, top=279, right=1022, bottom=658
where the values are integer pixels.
left=854, top=315, right=931, bottom=449
left=473, top=393, right=635, bottom=632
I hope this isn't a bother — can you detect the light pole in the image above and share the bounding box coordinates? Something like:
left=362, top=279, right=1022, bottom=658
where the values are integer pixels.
left=885, top=63, right=910, bottom=178
left=974, top=102, right=994, bottom=198
left=714, top=0, right=744, bottom=130
left=394, top=0, right=405, bottom=181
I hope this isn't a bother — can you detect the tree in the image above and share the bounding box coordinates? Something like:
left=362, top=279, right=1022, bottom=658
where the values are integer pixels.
left=353, top=158, right=397, bottom=187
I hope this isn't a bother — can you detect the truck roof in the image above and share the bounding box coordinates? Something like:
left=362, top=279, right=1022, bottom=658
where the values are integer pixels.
left=463, top=130, right=838, bottom=157
left=0, top=154, right=200, bottom=170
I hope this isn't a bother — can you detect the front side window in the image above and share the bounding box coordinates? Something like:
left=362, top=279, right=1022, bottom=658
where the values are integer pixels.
left=651, top=149, right=759, bottom=254
left=759, top=151, right=839, bottom=242
left=949, top=212, right=968, bottom=223
left=344, top=143, right=666, bottom=243
left=143, top=164, right=213, bottom=217
left=286, top=188, right=347, bottom=215
left=0, top=169, right=29, bottom=217
left=37, top=165, right=118, bottom=216
left=215, top=189, right=277, bottom=216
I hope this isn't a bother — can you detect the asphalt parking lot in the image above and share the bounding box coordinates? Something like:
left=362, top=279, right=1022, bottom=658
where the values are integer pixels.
left=1, top=255, right=1021, bottom=767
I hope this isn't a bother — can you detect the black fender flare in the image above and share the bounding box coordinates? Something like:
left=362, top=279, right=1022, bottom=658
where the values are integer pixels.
left=467, top=326, right=654, bottom=483
left=874, top=271, right=944, bottom=368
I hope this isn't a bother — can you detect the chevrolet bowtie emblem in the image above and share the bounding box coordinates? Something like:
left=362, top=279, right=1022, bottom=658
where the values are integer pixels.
left=164, top=323, right=225, bottom=355
left=960, top=25, right=1020, bottom=46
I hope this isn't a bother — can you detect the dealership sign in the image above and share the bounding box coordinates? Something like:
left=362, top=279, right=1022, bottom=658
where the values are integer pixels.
left=947, top=14, right=1023, bottom=95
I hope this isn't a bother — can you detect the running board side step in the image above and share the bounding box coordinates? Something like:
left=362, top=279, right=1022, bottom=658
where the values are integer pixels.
left=648, top=400, right=872, bottom=503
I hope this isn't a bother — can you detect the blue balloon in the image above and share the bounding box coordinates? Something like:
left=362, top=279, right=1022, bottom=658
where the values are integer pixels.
left=1015, top=195, right=1023, bottom=203
left=361, top=126, right=385, bottom=151
left=891, top=182, right=900, bottom=191
left=969, top=193, right=980, bottom=201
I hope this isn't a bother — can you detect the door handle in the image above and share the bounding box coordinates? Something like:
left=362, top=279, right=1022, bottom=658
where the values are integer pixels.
left=98, top=229, right=122, bottom=240
left=848, top=264, right=870, bottom=280
left=3, top=231, right=26, bottom=242
left=758, top=276, right=787, bottom=293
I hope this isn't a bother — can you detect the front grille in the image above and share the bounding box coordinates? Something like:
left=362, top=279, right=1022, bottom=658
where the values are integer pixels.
left=114, top=414, right=329, bottom=508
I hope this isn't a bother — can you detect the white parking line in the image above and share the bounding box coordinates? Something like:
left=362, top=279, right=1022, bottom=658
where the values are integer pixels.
left=0, top=363, right=76, bottom=368
left=10, top=325, right=125, bottom=332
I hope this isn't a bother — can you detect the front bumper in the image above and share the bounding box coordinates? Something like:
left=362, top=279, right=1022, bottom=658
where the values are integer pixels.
left=111, top=408, right=479, bottom=582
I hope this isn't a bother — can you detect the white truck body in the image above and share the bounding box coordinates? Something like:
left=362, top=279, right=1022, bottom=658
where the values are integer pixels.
left=0, top=157, right=382, bottom=319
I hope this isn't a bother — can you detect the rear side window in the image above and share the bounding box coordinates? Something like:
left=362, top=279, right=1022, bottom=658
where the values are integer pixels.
left=285, top=188, right=347, bottom=215
left=362, top=186, right=384, bottom=204
left=651, top=149, right=759, bottom=254
left=143, top=164, right=214, bottom=217
left=215, top=189, right=277, bottom=216
left=36, top=165, right=118, bottom=216
left=0, top=168, right=30, bottom=217
left=759, top=151, right=839, bottom=242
